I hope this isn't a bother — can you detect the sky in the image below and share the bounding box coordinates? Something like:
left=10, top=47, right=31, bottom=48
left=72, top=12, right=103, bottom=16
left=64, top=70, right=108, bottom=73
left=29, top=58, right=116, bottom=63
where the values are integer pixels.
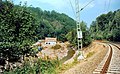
left=13, top=0, right=120, bottom=27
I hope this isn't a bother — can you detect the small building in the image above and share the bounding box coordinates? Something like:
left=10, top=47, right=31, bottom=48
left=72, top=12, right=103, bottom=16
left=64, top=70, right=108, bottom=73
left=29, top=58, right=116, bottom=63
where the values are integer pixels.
left=45, top=37, right=57, bottom=45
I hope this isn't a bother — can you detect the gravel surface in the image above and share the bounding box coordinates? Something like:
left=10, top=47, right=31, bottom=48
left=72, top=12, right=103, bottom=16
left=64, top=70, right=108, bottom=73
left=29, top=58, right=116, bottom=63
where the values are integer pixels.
left=107, top=45, right=120, bottom=73
left=62, top=43, right=108, bottom=74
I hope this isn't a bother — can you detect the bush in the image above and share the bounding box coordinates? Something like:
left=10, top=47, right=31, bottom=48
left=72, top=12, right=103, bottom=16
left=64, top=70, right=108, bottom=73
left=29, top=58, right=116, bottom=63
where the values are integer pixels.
left=86, top=51, right=95, bottom=58
left=0, top=1, right=37, bottom=62
left=4, top=58, right=60, bottom=74
left=52, top=44, right=61, bottom=49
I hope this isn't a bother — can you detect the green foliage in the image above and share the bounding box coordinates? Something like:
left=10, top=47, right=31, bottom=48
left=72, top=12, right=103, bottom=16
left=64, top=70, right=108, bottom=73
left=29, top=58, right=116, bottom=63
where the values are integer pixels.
left=66, top=29, right=77, bottom=46
left=0, top=0, right=76, bottom=65
left=90, top=9, right=120, bottom=41
left=80, top=21, right=92, bottom=46
left=28, top=7, right=76, bottom=41
left=4, top=58, right=60, bottom=74
left=0, top=1, right=37, bottom=61
left=66, top=21, right=92, bottom=47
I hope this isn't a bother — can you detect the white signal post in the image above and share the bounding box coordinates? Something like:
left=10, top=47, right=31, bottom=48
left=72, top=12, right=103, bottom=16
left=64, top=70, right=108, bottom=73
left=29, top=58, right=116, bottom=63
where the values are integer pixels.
left=74, top=0, right=94, bottom=60
left=75, top=0, right=84, bottom=60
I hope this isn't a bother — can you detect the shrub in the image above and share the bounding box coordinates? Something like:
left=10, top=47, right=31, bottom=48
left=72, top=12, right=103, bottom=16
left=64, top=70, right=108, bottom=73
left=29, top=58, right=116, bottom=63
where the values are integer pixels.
left=4, top=58, right=60, bottom=74
left=52, top=44, right=61, bottom=49
left=86, top=51, right=95, bottom=58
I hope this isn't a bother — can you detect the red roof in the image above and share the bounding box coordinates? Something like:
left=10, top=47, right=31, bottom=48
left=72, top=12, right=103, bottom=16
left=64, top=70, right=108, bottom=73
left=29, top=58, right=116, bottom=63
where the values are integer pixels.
left=45, top=38, right=57, bottom=42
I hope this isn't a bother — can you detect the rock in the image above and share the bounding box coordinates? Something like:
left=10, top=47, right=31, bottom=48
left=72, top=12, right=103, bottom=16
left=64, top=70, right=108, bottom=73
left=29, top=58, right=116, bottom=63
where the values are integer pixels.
left=0, top=65, right=4, bottom=73
left=77, top=54, right=84, bottom=61
left=9, top=63, right=13, bottom=70
left=0, top=65, right=3, bottom=68
left=4, top=64, right=9, bottom=70
left=0, top=69, right=3, bottom=73
left=4, top=60, right=9, bottom=70
left=13, top=63, right=17, bottom=68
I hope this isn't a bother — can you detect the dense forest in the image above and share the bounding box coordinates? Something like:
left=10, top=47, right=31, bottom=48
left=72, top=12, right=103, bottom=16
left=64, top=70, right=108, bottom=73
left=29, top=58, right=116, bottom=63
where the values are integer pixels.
left=90, top=9, right=120, bottom=41
left=27, top=7, right=76, bottom=41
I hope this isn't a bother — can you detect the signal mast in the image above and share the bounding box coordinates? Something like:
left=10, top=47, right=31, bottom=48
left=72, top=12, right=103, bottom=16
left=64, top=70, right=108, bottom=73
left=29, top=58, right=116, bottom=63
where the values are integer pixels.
left=75, top=0, right=84, bottom=59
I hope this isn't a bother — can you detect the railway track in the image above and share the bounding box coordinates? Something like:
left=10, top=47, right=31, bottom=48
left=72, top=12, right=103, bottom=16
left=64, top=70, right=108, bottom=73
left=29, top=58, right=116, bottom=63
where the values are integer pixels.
left=93, top=43, right=120, bottom=74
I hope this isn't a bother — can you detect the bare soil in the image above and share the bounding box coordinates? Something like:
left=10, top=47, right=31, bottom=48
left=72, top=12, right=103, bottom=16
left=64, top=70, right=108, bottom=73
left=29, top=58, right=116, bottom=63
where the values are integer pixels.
left=61, top=42, right=108, bottom=74
left=36, top=42, right=69, bottom=60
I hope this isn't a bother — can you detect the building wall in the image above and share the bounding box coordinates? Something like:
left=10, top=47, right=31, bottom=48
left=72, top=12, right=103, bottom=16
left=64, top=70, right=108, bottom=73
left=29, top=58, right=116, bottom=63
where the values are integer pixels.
left=45, top=42, right=56, bottom=45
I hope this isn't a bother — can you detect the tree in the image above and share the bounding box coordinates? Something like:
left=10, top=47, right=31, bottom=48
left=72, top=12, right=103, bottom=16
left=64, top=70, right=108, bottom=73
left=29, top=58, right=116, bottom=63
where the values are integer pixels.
left=0, top=1, right=37, bottom=61
left=90, top=9, right=120, bottom=41
left=66, top=21, right=92, bottom=47
left=27, top=7, right=76, bottom=41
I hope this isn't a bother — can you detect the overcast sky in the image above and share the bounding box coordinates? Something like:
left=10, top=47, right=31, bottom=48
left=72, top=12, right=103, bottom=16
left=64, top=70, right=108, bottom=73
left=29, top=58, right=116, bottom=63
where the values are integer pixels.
left=13, top=0, right=120, bottom=27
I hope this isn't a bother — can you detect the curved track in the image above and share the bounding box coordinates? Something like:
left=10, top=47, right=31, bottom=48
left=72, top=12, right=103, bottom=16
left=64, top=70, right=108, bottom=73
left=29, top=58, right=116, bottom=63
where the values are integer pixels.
left=93, top=43, right=120, bottom=74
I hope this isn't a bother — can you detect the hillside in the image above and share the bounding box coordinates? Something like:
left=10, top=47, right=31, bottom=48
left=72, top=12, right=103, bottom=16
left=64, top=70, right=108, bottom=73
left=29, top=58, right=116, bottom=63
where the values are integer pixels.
left=90, top=9, right=120, bottom=41
left=27, top=7, right=76, bottom=41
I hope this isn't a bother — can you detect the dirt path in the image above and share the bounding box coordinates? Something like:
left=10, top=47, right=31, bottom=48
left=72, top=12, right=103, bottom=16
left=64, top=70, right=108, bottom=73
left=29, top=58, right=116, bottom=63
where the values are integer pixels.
left=61, top=42, right=108, bottom=74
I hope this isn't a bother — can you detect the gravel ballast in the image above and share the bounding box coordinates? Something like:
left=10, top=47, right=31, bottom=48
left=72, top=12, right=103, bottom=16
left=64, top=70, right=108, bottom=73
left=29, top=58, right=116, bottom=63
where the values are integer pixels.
left=62, top=42, right=108, bottom=74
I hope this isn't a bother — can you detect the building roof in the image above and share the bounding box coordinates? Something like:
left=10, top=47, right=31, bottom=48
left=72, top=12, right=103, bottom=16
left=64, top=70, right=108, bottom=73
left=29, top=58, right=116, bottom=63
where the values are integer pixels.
left=45, top=37, right=57, bottom=42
